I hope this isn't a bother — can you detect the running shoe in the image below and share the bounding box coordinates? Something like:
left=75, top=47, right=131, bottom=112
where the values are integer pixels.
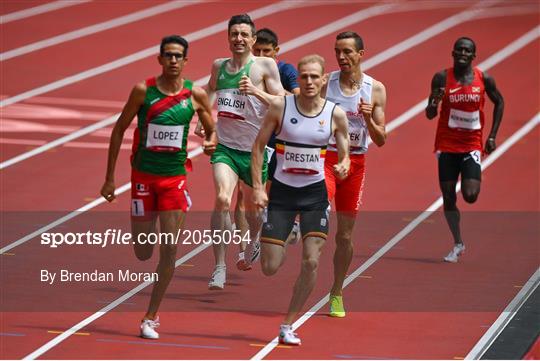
left=236, top=251, right=252, bottom=271
left=329, top=295, right=346, bottom=318
left=208, top=265, right=226, bottom=290
left=286, top=220, right=301, bottom=245
left=279, top=324, right=301, bottom=345
left=140, top=317, right=160, bottom=339
left=247, top=237, right=261, bottom=265
left=444, top=243, right=465, bottom=263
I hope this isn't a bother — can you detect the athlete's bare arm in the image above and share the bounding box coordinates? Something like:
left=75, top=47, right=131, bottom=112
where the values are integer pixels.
left=192, top=86, right=218, bottom=155
left=483, top=72, right=504, bottom=154
left=195, top=58, right=227, bottom=138
left=364, top=79, right=387, bottom=147
left=331, top=106, right=351, bottom=179
left=239, top=57, right=285, bottom=105
left=426, top=70, right=446, bottom=119
left=251, top=96, right=284, bottom=207
left=101, top=82, right=146, bottom=202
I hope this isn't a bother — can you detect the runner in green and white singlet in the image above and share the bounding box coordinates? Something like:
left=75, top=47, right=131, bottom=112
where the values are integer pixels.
left=204, top=14, right=285, bottom=290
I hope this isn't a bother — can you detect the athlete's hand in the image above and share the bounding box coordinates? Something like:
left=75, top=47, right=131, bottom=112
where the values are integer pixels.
left=430, top=87, right=445, bottom=107
left=194, top=120, right=205, bottom=138
left=252, top=188, right=268, bottom=209
left=358, top=98, right=373, bottom=123
left=100, top=181, right=116, bottom=202
left=484, top=137, right=496, bottom=154
left=203, top=132, right=218, bottom=155
left=239, top=75, right=256, bottom=95
left=333, top=159, right=350, bottom=180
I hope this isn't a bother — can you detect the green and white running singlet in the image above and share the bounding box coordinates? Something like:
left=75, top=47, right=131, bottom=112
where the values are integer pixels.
left=214, top=59, right=267, bottom=151
left=211, top=58, right=268, bottom=185
left=131, top=77, right=195, bottom=176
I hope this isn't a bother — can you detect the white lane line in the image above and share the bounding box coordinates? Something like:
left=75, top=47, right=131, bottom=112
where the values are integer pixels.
left=250, top=112, right=540, bottom=360
left=0, top=1, right=390, bottom=169
left=0, top=0, right=90, bottom=24
left=0, top=0, right=303, bottom=108
left=22, top=239, right=212, bottom=360
left=0, top=2, right=499, bottom=170
left=465, top=268, right=540, bottom=360
left=1, top=0, right=204, bottom=61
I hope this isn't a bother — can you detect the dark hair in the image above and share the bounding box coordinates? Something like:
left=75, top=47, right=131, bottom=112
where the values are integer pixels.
left=255, top=28, right=278, bottom=47
left=454, top=37, right=476, bottom=53
left=336, top=31, right=364, bottom=51
left=160, top=35, right=189, bottom=57
left=228, top=14, right=256, bottom=36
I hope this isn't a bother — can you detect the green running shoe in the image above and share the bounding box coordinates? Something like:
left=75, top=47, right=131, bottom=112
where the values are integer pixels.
left=329, top=295, right=346, bottom=318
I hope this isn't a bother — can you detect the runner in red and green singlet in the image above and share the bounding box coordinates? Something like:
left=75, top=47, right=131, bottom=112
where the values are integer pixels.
left=100, top=35, right=217, bottom=339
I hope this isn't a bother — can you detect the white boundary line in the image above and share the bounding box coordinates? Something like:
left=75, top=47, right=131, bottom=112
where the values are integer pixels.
left=0, top=0, right=90, bottom=24
left=465, top=268, right=540, bottom=360
left=0, top=0, right=304, bottom=109
left=1, top=1, right=512, bottom=170
left=1, top=0, right=204, bottom=61
left=251, top=113, right=540, bottom=360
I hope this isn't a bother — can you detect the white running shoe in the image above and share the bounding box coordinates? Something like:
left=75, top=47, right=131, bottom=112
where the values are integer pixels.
left=278, top=324, right=301, bottom=345
left=208, top=265, right=226, bottom=290
left=140, top=317, right=160, bottom=339
left=444, top=243, right=465, bottom=263
left=236, top=251, right=252, bottom=271
left=286, top=220, right=301, bottom=245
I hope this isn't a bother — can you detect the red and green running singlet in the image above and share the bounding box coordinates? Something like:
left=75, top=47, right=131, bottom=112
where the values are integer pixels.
left=131, top=77, right=195, bottom=176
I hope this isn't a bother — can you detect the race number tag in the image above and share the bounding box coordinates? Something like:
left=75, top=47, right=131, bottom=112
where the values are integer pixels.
left=146, top=123, right=184, bottom=152
left=449, top=109, right=480, bottom=130
left=282, top=145, right=321, bottom=174
left=349, top=123, right=368, bottom=148
left=216, top=91, right=247, bottom=121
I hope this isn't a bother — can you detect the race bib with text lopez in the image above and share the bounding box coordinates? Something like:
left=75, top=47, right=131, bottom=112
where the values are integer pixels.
left=146, top=123, right=184, bottom=152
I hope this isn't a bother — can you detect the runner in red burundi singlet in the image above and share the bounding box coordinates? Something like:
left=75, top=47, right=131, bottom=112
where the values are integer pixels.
left=100, top=35, right=217, bottom=339
left=426, top=37, right=504, bottom=263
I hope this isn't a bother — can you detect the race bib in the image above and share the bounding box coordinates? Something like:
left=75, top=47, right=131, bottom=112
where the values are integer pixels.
left=216, top=91, right=247, bottom=121
left=449, top=108, right=480, bottom=130
left=282, top=145, right=321, bottom=174
left=349, top=123, right=367, bottom=148
left=146, top=123, right=184, bottom=152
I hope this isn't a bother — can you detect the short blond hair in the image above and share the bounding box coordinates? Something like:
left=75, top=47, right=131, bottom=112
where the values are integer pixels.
left=297, top=54, right=325, bottom=74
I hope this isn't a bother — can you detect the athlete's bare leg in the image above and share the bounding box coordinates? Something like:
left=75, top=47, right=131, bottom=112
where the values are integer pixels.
left=132, top=218, right=157, bottom=261
left=144, top=210, right=185, bottom=320
left=440, top=180, right=463, bottom=245
left=283, top=236, right=325, bottom=324
left=330, top=214, right=356, bottom=296
left=260, top=242, right=286, bottom=276
left=211, top=163, right=239, bottom=266
left=234, top=186, right=249, bottom=253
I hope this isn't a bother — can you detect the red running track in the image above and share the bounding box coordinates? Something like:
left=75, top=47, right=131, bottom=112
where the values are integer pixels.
left=1, top=1, right=538, bottom=359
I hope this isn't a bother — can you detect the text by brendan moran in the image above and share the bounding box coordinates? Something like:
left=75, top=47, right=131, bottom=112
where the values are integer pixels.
left=40, top=269, right=158, bottom=285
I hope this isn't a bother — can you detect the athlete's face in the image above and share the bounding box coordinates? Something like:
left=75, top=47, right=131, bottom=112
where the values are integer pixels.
left=298, top=62, right=325, bottom=98
left=334, top=38, right=364, bottom=73
left=228, top=23, right=256, bottom=55
left=452, top=39, right=476, bottom=66
left=252, top=43, right=278, bottom=59
left=158, top=43, right=187, bottom=76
